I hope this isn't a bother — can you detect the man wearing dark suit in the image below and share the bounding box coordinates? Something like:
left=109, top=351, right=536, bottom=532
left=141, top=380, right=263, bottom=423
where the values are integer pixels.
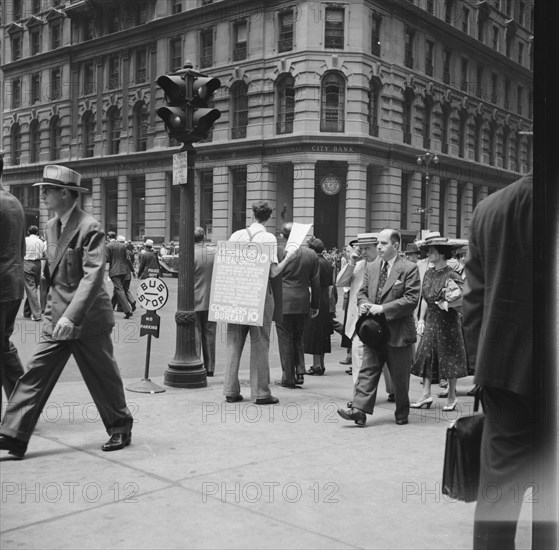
left=463, top=174, right=535, bottom=550
left=275, top=223, right=320, bottom=388
left=0, top=165, right=133, bottom=459
left=106, top=232, right=133, bottom=318
left=0, top=155, right=26, bottom=415
left=194, top=227, right=217, bottom=377
left=338, top=229, right=420, bottom=426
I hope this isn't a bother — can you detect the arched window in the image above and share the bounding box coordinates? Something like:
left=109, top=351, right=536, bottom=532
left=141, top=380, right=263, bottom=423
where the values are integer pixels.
left=488, top=121, right=497, bottom=166
left=82, top=111, right=95, bottom=158
left=474, top=116, right=483, bottom=163
left=133, top=101, right=149, bottom=151
left=230, top=81, right=248, bottom=139
left=29, top=120, right=41, bottom=163
left=107, top=106, right=121, bottom=155
left=276, top=74, right=295, bottom=134
left=320, top=71, right=345, bottom=132
left=49, top=116, right=62, bottom=160
left=402, top=88, right=414, bottom=144
left=11, top=123, right=22, bottom=165
left=368, top=78, right=381, bottom=137
left=458, top=110, right=468, bottom=158
left=423, top=95, right=434, bottom=149
left=502, top=125, right=510, bottom=170
left=441, top=103, right=451, bottom=154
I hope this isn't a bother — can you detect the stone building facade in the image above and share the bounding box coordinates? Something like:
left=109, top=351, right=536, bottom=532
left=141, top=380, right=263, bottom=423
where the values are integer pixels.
left=1, top=0, right=533, bottom=248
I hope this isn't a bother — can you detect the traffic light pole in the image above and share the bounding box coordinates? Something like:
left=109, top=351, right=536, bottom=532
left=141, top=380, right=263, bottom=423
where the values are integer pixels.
left=164, top=141, right=206, bottom=388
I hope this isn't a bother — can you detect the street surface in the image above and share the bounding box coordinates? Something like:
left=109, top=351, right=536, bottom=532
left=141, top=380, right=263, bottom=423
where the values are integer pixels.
left=1, top=275, right=533, bottom=549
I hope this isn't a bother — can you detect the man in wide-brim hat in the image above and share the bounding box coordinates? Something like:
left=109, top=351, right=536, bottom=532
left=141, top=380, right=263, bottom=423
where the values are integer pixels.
left=0, top=165, right=134, bottom=459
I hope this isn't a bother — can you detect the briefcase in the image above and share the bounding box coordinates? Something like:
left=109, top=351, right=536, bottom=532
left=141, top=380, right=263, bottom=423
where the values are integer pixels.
left=441, top=393, right=484, bottom=503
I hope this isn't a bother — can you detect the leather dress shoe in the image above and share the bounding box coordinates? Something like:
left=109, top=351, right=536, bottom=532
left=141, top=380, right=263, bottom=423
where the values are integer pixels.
left=0, top=434, right=27, bottom=459
left=124, top=312, right=133, bottom=319
left=337, top=408, right=366, bottom=427
left=102, top=432, right=131, bottom=452
left=387, top=393, right=395, bottom=402
left=255, top=396, right=279, bottom=405
left=339, top=358, right=352, bottom=365
left=345, top=367, right=353, bottom=375
left=225, top=395, right=243, bottom=403
left=131, top=302, right=136, bottom=312
left=295, top=374, right=304, bottom=385
left=396, top=418, right=408, bottom=425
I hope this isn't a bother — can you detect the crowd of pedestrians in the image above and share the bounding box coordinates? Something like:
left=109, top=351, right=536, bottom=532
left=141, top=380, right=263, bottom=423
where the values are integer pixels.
left=0, top=163, right=540, bottom=548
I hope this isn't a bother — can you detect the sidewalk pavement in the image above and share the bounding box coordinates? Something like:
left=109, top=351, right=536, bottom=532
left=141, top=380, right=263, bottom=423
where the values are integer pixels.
left=1, top=365, right=532, bottom=550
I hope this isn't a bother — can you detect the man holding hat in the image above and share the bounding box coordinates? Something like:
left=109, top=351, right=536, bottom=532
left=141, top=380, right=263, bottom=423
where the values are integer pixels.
left=338, top=229, right=420, bottom=426
left=0, top=165, right=134, bottom=459
left=336, top=233, right=394, bottom=400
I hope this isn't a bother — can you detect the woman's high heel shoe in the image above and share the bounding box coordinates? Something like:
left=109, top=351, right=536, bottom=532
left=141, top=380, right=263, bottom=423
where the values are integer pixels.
left=306, top=366, right=325, bottom=376
left=410, top=397, right=433, bottom=409
left=443, top=400, right=458, bottom=411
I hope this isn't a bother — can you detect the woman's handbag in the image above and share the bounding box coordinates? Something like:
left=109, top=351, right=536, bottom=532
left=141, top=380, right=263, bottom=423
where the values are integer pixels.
left=441, top=389, right=484, bottom=502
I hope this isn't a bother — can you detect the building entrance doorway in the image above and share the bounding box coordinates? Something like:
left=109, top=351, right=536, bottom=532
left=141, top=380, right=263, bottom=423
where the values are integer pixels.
left=313, top=162, right=346, bottom=250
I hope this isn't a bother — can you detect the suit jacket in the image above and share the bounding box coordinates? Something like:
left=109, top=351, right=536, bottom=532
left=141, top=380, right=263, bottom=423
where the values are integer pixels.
left=194, top=243, right=215, bottom=311
left=279, top=245, right=320, bottom=315
left=463, top=174, right=532, bottom=397
left=106, top=240, right=131, bottom=277
left=137, top=250, right=160, bottom=279
left=336, top=258, right=367, bottom=339
left=357, top=256, right=420, bottom=348
left=44, top=207, right=114, bottom=337
left=0, top=189, right=26, bottom=303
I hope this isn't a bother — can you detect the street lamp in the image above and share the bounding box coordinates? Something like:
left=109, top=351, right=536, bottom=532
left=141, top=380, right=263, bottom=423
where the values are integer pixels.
left=416, top=151, right=439, bottom=233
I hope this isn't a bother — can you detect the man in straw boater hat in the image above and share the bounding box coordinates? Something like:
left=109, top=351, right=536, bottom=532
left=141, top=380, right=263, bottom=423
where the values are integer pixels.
left=0, top=165, right=134, bottom=459
left=337, top=228, right=420, bottom=426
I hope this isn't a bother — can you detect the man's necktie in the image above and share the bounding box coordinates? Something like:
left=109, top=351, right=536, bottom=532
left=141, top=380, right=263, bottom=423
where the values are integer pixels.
left=376, top=261, right=388, bottom=304
left=56, top=219, right=62, bottom=240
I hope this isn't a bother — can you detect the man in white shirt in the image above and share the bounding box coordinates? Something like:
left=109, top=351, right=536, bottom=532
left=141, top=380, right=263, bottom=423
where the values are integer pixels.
left=23, top=225, right=46, bottom=321
left=223, top=200, right=294, bottom=405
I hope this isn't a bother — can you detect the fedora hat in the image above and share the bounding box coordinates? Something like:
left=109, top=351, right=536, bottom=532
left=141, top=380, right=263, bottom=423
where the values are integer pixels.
left=357, top=232, right=379, bottom=246
left=32, top=165, right=89, bottom=193
left=355, top=315, right=388, bottom=350
left=144, top=239, right=154, bottom=248
left=117, top=235, right=126, bottom=243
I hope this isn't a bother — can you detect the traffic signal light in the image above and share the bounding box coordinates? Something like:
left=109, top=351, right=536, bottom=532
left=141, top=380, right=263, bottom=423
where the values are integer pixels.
left=156, top=64, right=221, bottom=145
left=190, top=76, right=221, bottom=142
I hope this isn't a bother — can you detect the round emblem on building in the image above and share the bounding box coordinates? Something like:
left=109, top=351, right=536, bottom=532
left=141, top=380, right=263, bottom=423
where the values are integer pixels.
left=320, top=174, right=341, bottom=195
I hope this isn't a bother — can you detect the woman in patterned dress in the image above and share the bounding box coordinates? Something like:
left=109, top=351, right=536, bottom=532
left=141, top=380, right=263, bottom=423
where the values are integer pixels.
left=410, top=235, right=469, bottom=411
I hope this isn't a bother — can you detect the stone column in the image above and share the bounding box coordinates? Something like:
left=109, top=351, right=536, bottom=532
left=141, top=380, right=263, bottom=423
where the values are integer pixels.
left=371, top=166, right=402, bottom=230
left=344, top=162, right=368, bottom=244
left=212, top=163, right=229, bottom=241
left=447, top=179, right=458, bottom=237
left=246, top=163, right=276, bottom=229
left=117, top=175, right=128, bottom=236
left=292, top=162, right=315, bottom=223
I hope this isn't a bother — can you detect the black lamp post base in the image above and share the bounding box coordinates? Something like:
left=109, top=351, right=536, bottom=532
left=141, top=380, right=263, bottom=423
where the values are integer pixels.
left=164, top=363, right=207, bottom=388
